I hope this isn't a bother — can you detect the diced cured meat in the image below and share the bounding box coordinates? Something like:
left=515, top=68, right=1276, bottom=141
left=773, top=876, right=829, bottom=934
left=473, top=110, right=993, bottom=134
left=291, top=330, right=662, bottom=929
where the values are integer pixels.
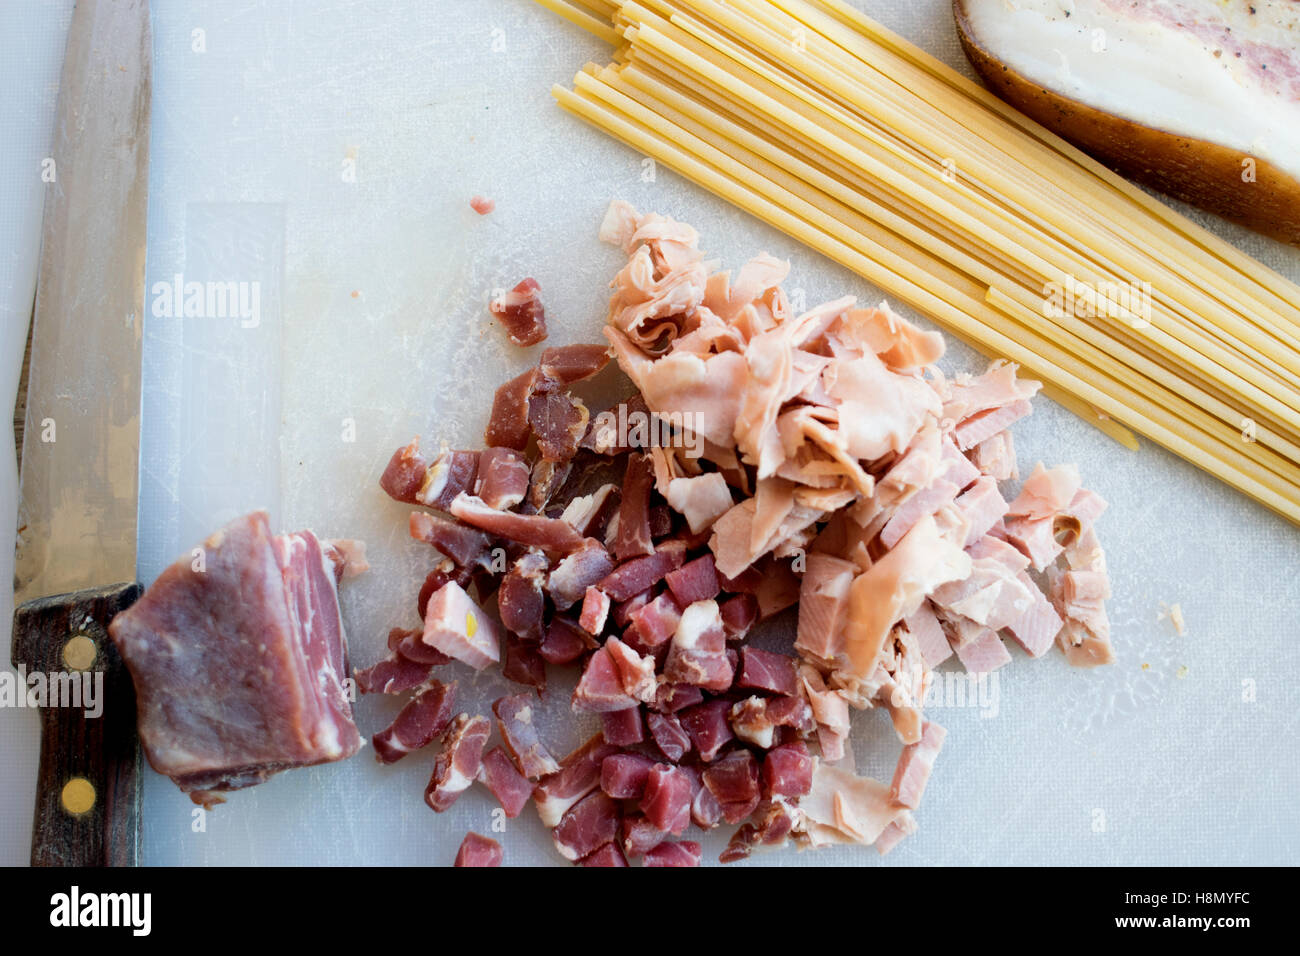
left=875, top=811, right=917, bottom=856
left=572, top=644, right=638, bottom=713
left=546, top=538, right=616, bottom=610
left=539, top=616, right=597, bottom=664
left=379, top=438, right=430, bottom=504
left=795, top=552, right=855, bottom=667
left=679, top=698, right=735, bottom=762
left=596, top=540, right=687, bottom=601
left=663, top=599, right=734, bottom=692
left=601, top=752, right=658, bottom=799
left=601, top=706, right=645, bottom=746
left=354, top=628, right=438, bottom=694
left=426, top=713, right=490, bottom=812
left=802, top=763, right=908, bottom=847
left=417, top=447, right=481, bottom=510
left=729, top=696, right=779, bottom=749
left=702, top=748, right=762, bottom=823
left=766, top=695, right=817, bottom=735
left=647, top=711, right=692, bottom=762
left=559, top=483, right=621, bottom=539
left=478, top=747, right=533, bottom=818
left=422, top=580, right=501, bottom=671
left=640, top=764, right=692, bottom=835
left=952, top=626, right=1012, bottom=673
left=579, top=586, right=611, bottom=635
left=612, top=452, right=656, bottom=560
left=736, top=647, right=799, bottom=697
left=476, top=446, right=531, bottom=511
left=644, top=841, right=702, bottom=867
left=529, top=384, right=589, bottom=461
left=492, top=693, right=561, bottom=779
left=664, top=553, right=721, bottom=606
left=528, top=458, right=572, bottom=511
left=903, top=602, right=951, bottom=668
left=625, top=592, right=683, bottom=652
left=604, top=635, right=658, bottom=703
left=653, top=682, right=704, bottom=714
left=764, top=741, right=813, bottom=798
left=485, top=368, right=536, bottom=450
left=953, top=399, right=1033, bottom=450
left=502, top=634, right=547, bottom=691
left=454, top=832, right=502, bottom=867
left=497, top=549, right=549, bottom=637
left=539, top=343, right=611, bottom=385
left=372, top=680, right=457, bottom=764
left=554, top=790, right=621, bottom=862
left=108, top=512, right=365, bottom=802
left=409, top=510, right=492, bottom=568
left=890, top=720, right=945, bottom=810
left=450, top=493, right=585, bottom=553
left=719, top=593, right=759, bottom=641
left=491, top=277, right=548, bottom=347
left=579, top=842, right=629, bottom=867
left=533, top=735, right=619, bottom=827
left=1004, top=571, right=1064, bottom=658
left=416, top=566, right=473, bottom=620
left=621, top=815, right=667, bottom=857
left=955, top=476, right=1010, bottom=548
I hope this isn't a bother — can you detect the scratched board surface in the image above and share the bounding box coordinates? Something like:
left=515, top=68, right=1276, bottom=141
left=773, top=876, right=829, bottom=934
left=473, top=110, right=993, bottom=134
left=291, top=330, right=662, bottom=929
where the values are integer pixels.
left=130, top=0, right=1300, bottom=866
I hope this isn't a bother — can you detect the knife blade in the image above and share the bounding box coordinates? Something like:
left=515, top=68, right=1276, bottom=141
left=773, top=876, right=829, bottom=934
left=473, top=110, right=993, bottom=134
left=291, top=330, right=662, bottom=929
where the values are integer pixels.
left=11, top=0, right=151, bottom=867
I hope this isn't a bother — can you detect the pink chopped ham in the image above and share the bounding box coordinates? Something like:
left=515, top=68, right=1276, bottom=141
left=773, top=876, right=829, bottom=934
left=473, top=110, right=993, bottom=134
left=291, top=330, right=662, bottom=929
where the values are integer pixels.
left=1002, top=513, right=1065, bottom=571
left=478, top=746, right=533, bottom=818
left=644, top=841, right=702, bottom=867
left=968, top=431, right=1017, bottom=482
left=801, top=763, right=908, bottom=847
left=1004, top=571, right=1064, bottom=657
left=903, top=602, right=951, bottom=668
left=454, top=832, right=502, bottom=867
left=491, top=277, right=548, bottom=347
left=880, top=479, right=959, bottom=549
left=426, top=713, right=490, bottom=812
left=952, top=626, right=1012, bottom=673
left=640, top=764, right=693, bottom=834
left=665, top=473, right=734, bottom=533
left=579, top=586, right=611, bottom=635
left=372, top=680, right=457, bottom=764
left=533, top=735, right=618, bottom=826
left=1008, top=462, right=1083, bottom=520
left=875, top=812, right=917, bottom=856
left=736, top=646, right=799, bottom=697
left=955, top=476, right=1010, bottom=548
left=953, top=399, right=1033, bottom=450
left=475, top=446, right=530, bottom=510
left=554, top=790, right=621, bottom=862
left=421, top=580, right=501, bottom=670
left=450, top=493, right=585, bottom=554
left=492, top=693, right=561, bottom=779
left=889, top=720, right=946, bottom=809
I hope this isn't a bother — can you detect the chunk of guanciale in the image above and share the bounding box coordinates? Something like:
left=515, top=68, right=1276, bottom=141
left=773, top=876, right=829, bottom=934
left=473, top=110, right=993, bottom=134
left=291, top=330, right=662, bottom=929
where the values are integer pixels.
left=533, top=735, right=619, bottom=827
left=107, top=511, right=363, bottom=804
left=478, top=747, right=533, bottom=818
left=491, top=277, right=548, bottom=347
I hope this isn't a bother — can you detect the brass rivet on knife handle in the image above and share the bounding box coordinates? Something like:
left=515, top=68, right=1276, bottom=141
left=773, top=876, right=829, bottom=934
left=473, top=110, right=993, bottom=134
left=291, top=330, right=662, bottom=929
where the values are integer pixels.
left=61, top=778, right=96, bottom=816
left=62, top=634, right=97, bottom=672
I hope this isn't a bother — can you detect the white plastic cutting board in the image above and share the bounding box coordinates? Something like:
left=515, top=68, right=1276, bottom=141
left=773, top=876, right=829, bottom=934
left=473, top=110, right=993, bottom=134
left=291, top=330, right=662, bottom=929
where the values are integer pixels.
left=47, top=0, right=1300, bottom=865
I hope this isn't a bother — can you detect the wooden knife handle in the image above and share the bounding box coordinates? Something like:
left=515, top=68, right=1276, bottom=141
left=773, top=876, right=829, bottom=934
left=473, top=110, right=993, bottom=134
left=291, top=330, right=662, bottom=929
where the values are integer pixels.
left=11, top=582, right=142, bottom=867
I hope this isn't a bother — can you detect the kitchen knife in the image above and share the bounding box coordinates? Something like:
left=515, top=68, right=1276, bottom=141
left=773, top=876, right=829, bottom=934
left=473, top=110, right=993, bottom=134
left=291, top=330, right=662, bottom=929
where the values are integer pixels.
left=11, top=0, right=151, bottom=868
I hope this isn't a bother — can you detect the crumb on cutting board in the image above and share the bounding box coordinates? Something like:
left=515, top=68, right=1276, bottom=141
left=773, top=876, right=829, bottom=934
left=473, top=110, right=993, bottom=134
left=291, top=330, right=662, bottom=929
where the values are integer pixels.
left=1158, top=601, right=1187, bottom=636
